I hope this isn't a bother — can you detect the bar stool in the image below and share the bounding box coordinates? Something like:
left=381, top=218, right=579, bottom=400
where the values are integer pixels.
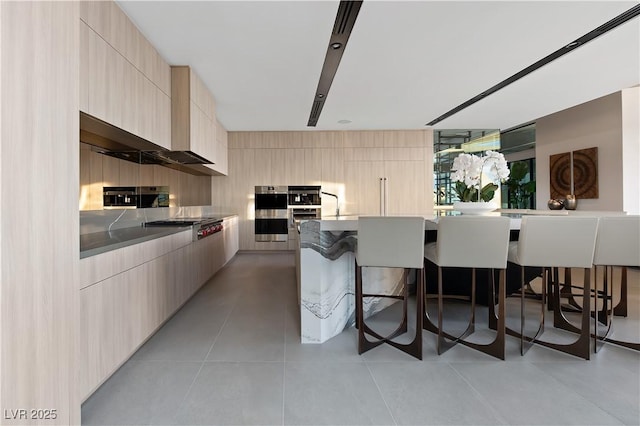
left=423, top=216, right=511, bottom=360
left=592, top=215, right=640, bottom=352
left=355, top=216, right=425, bottom=360
left=553, top=211, right=628, bottom=317
left=506, top=216, right=598, bottom=359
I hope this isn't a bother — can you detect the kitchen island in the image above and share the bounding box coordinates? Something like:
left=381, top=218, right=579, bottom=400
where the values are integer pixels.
left=298, top=216, right=408, bottom=343
left=297, top=214, right=531, bottom=344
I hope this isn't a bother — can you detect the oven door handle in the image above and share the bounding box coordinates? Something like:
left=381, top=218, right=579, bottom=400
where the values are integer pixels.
left=255, top=209, right=289, bottom=219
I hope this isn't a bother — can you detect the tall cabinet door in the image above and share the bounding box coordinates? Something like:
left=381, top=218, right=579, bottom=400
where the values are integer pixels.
left=384, top=160, right=428, bottom=215
left=344, top=161, right=385, bottom=215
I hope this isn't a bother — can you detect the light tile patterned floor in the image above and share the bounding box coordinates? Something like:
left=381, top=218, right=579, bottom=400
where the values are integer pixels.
left=82, top=253, right=640, bottom=425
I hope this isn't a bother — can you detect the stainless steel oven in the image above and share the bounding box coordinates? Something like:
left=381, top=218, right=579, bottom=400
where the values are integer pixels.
left=255, top=186, right=289, bottom=242
left=103, top=186, right=169, bottom=209
left=103, top=186, right=137, bottom=209
left=287, top=185, right=321, bottom=227
left=288, top=185, right=321, bottom=206
left=290, top=207, right=321, bottom=225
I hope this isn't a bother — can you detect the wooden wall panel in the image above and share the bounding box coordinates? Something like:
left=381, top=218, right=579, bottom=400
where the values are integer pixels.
left=385, top=161, right=428, bottom=215
left=222, top=130, right=432, bottom=250
left=343, top=131, right=384, bottom=148
left=344, top=161, right=385, bottom=215
left=79, top=145, right=211, bottom=210
left=320, top=148, right=345, bottom=214
left=1, top=2, right=80, bottom=423
left=304, top=149, right=323, bottom=185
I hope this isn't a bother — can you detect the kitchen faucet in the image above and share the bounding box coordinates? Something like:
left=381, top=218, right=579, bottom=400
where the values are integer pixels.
left=321, top=191, right=340, bottom=217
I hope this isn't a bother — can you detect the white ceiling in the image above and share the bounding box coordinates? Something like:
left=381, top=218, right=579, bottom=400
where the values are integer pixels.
left=117, top=1, right=640, bottom=132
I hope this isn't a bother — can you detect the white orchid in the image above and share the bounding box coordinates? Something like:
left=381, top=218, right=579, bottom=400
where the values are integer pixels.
left=450, top=151, right=510, bottom=202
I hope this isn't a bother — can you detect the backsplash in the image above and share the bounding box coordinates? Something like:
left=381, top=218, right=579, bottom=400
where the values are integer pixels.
left=80, top=205, right=218, bottom=234
left=80, top=142, right=211, bottom=211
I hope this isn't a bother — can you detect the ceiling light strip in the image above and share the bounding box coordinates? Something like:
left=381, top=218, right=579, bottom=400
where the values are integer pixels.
left=307, top=1, right=363, bottom=127
left=426, top=4, right=640, bottom=126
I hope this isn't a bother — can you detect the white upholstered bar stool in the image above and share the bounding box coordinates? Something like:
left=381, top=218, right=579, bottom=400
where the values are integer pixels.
left=356, top=216, right=425, bottom=360
left=549, top=211, right=628, bottom=331
left=423, top=216, right=511, bottom=360
left=506, top=216, right=599, bottom=359
left=592, top=215, right=640, bottom=352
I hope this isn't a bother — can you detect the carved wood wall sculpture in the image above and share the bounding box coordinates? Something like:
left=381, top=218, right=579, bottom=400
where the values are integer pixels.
left=550, top=152, right=572, bottom=199
left=549, top=147, right=598, bottom=200
left=572, top=147, right=599, bottom=199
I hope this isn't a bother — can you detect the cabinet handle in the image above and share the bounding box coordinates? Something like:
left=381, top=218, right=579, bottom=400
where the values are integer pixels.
left=384, top=177, right=388, bottom=216
left=379, top=178, right=384, bottom=215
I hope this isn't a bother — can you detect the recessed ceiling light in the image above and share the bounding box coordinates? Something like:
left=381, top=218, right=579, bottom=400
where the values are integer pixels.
left=317, top=93, right=325, bottom=98
left=330, top=42, right=342, bottom=49
left=338, top=119, right=352, bottom=124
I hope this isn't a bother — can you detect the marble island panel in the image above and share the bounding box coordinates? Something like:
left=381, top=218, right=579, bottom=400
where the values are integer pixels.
left=298, top=213, right=528, bottom=344
left=299, top=219, right=405, bottom=343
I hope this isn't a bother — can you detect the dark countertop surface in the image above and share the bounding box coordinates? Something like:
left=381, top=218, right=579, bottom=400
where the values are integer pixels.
left=80, top=213, right=238, bottom=259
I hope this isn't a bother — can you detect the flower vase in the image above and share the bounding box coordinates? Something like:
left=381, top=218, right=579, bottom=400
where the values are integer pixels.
left=453, top=200, right=498, bottom=215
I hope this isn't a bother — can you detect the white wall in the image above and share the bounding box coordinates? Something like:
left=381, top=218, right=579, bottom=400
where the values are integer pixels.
left=535, top=92, right=624, bottom=211
left=621, top=86, right=640, bottom=214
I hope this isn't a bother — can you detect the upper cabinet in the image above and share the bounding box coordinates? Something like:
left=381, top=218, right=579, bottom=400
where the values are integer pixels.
left=172, top=66, right=228, bottom=176
left=79, top=1, right=228, bottom=176
left=80, top=1, right=171, bottom=150
left=215, top=119, right=229, bottom=176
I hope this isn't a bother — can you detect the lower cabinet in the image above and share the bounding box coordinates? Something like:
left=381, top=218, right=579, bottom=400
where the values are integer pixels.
left=223, top=216, right=239, bottom=263
left=79, top=217, right=239, bottom=400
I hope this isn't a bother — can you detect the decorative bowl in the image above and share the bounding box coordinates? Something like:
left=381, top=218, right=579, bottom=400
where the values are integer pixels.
left=547, top=199, right=564, bottom=210
left=564, top=195, right=577, bottom=210
left=453, top=201, right=497, bottom=215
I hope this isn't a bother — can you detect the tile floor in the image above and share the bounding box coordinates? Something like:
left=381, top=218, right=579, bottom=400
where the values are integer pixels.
left=82, top=253, right=640, bottom=425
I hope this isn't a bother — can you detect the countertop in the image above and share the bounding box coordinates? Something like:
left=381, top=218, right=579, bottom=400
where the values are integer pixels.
left=80, top=227, right=188, bottom=259
left=80, top=213, right=238, bottom=259
left=305, top=213, right=527, bottom=232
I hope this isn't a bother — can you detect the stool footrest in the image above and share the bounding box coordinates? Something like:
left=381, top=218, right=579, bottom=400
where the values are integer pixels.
left=356, top=261, right=424, bottom=360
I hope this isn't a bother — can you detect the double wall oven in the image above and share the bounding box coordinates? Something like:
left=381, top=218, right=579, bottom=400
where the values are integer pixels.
left=254, top=186, right=289, bottom=242
left=254, top=185, right=323, bottom=242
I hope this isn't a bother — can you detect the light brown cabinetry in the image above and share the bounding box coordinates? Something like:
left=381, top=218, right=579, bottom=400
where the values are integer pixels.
left=384, top=160, right=428, bottom=215
left=344, top=161, right=385, bottom=215
left=80, top=218, right=239, bottom=400
left=171, top=66, right=228, bottom=176
left=80, top=2, right=171, bottom=149
left=2, top=2, right=81, bottom=422
left=80, top=1, right=170, bottom=95
left=272, top=149, right=305, bottom=184
left=223, top=216, right=240, bottom=262
left=218, top=130, right=432, bottom=251
left=343, top=130, right=430, bottom=215
left=215, top=119, right=229, bottom=175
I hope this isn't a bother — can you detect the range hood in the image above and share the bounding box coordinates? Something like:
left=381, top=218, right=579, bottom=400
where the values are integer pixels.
left=80, top=112, right=216, bottom=176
